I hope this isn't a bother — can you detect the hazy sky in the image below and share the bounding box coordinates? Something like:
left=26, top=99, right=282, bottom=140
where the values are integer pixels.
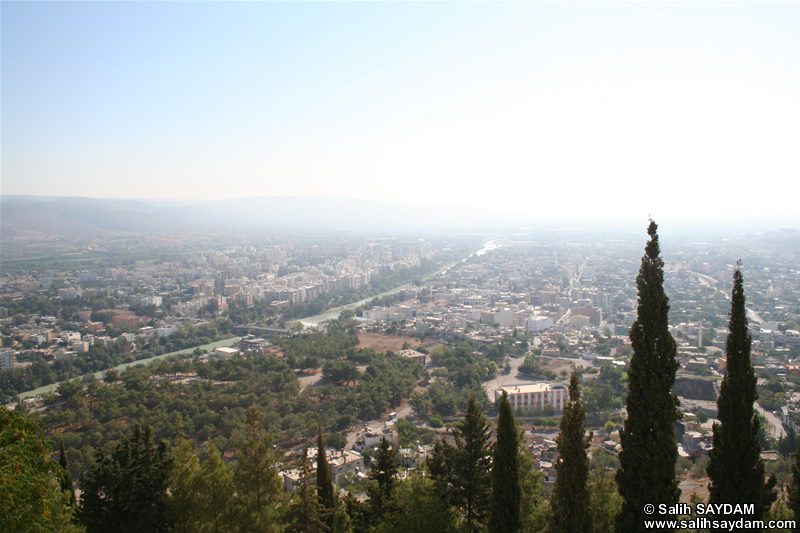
left=3, top=2, right=799, bottom=227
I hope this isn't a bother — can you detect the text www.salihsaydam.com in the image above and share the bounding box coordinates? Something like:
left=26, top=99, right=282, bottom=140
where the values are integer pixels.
left=644, top=518, right=795, bottom=531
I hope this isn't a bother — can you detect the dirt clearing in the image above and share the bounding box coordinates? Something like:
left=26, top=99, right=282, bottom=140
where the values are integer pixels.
left=357, top=333, right=439, bottom=354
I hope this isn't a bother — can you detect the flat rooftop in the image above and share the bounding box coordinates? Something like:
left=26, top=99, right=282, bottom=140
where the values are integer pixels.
left=497, top=383, right=566, bottom=394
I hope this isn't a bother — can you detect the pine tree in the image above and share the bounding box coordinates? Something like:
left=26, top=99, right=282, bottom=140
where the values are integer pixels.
left=343, top=493, right=370, bottom=533
left=590, top=468, right=622, bottom=533
left=430, top=395, right=492, bottom=531
left=489, top=391, right=520, bottom=533
left=316, top=422, right=337, bottom=526
left=367, top=436, right=399, bottom=521
left=232, top=406, right=286, bottom=532
left=550, top=371, right=592, bottom=533
left=167, top=423, right=202, bottom=533
left=616, top=220, right=681, bottom=532
left=288, top=448, right=327, bottom=533
left=78, top=423, right=174, bottom=533
left=707, top=264, right=775, bottom=523
left=518, top=450, right=549, bottom=533
left=331, top=502, right=353, bottom=533
left=373, top=470, right=456, bottom=533
left=196, top=443, right=236, bottom=533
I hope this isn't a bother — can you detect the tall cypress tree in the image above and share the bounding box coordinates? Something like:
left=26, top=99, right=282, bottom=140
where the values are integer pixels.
left=616, top=220, right=680, bottom=532
left=707, top=264, right=775, bottom=524
left=550, top=370, right=592, bottom=533
left=288, top=448, right=326, bottom=533
left=489, top=391, right=520, bottom=533
left=58, top=439, right=77, bottom=509
left=316, top=422, right=337, bottom=526
left=453, top=395, right=492, bottom=531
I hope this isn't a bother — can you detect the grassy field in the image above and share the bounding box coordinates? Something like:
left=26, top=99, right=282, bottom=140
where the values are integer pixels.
left=1, top=248, right=171, bottom=273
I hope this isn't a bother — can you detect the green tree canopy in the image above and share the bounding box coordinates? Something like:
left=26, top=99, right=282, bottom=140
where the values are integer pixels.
left=232, top=406, right=286, bottom=532
left=78, top=423, right=173, bottom=533
left=0, top=407, right=75, bottom=532
left=367, top=436, right=399, bottom=522
left=430, top=395, right=492, bottom=531
left=287, top=448, right=326, bottom=533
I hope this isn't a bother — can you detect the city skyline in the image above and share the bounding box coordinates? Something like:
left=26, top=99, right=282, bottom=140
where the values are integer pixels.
left=3, top=2, right=800, bottom=228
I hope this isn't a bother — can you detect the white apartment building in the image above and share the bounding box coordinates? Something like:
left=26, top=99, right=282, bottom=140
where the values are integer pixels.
left=157, top=325, right=177, bottom=338
left=283, top=448, right=366, bottom=492
left=495, top=383, right=568, bottom=412
left=526, top=315, right=554, bottom=332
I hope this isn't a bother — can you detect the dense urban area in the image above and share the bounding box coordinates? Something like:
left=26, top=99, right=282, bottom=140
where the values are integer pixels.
left=3, top=224, right=800, bottom=532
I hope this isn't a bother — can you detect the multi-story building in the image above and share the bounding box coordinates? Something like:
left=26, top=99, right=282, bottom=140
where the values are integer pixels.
left=0, top=349, right=17, bottom=371
left=157, top=325, right=177, bottom=338
left=87, top=321, right=105, bottom=333
left=130, top=294, right=163, bottom=308
left=495, top=383, right=568, bottom=412
left=173, top=297, right=209, bottom=318
left=526, top=315, right=554, bottom=332
left=112, top=314, right=144, bottom=331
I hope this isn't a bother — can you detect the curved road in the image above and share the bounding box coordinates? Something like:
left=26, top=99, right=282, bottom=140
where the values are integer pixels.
left=18, top=337, right=241, bottom=400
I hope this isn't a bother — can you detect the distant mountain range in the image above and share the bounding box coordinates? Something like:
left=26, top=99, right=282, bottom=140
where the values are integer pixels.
left=3, top=195, right=797, bottom=241
left=0, top=195, right=543, bottom=239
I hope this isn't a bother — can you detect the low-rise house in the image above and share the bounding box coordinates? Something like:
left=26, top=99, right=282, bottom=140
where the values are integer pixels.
left=282, top=448, right=366, bottom=492
left=398, top=349, right=427, bottom=367
left=214, top=347, right=240, bottom=360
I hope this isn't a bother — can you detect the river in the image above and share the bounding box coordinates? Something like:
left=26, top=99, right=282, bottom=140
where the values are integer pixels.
left=16, top=239, right=504, bottom=399
left=297, top=238, right=502, bottom=326
left=298, top=285, right=414, bottom=326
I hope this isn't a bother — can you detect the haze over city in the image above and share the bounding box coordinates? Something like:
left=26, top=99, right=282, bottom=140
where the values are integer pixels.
left=6, top=5, right=800, bottom=530
left=3, top=1, right=800, bottom=230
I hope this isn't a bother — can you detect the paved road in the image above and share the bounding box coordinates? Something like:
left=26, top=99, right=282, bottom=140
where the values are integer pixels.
left=747, top=308, right=764, bottom=326
left=483, top=352, right=542, bottom=400
left=755, top=404, right=786, bottom=440
left=18, top=337, right=242, bottom=400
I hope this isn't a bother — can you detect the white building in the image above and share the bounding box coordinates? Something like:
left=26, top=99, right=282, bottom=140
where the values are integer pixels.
left=283, top=448, right=366, bottom=492
left=157, top=325, right=177, bottom=338
left=526, top=315, right=554, bottom=332
left=62, top=332, right=82, bottom=344
left=130, top=294, right=163, bottom=308
left=214, top=347, right=240, bottom=359
left=363, top=307, right=392, bottom=322
left=495, top=383, right=568, bottom=412
left=493, top=308, right=514, bottom=327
